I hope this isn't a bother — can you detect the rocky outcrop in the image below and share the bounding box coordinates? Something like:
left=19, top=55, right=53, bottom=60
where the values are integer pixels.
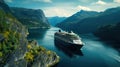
left=11, top=7, right=50, bottom=28
left=0, top=7, right=28, bottom=67
left=0, top=0, right=59, bottom=67
left=4, top=40, right=59, bottom=67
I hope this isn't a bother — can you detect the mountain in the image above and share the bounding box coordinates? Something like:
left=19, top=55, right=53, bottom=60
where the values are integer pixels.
left=56, top=7, right=120, bottom=34
left=60, top=10, right=99, bottom=23
left=0, top=0, right=28, bottom=66
left=56, top=10, right=99, bottom=31
left=11, top=7, right=50, bottom=28
left=47, top=16, right=66, bottom=26
left=0, top=0, right=59, bottom=67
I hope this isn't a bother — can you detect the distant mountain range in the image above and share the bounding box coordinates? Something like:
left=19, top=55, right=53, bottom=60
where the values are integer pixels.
left=56, top=10, right=99, bottom=32
left=59, top=10, right=99, bottom=24
left=56, top=7, right=120, bottom=34
left=47, top=16, right=66, bottom=26
left=11, top=7, right=50, bottom=28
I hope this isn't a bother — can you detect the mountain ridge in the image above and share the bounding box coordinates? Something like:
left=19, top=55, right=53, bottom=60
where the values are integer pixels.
left=59, top=10, right=99, bottom=24
left=56, top=10, right=99, bottom=32
left=56, top=7, right=120, bottom=34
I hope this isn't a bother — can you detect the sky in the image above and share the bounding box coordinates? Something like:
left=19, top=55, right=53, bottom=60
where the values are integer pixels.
left=4, top=0, right=120, bottom=17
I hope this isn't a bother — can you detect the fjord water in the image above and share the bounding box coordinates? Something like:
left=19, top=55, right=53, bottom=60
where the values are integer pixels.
left=28, top=27, right=120, bottom=67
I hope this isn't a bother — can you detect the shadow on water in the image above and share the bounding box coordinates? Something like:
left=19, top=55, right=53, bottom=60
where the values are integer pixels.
left=27, top=28, right=49, bottom=40
left=54, top=39, right=83, bottom=58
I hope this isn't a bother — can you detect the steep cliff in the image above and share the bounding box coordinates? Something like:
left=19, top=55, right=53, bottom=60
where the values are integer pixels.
left=0, top=0, right=59, bottom=67
left=11, top=7, right=50, bottom=28
left=0, top=2, right=28, bottom=66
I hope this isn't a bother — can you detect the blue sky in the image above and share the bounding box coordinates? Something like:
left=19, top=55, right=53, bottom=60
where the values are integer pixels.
left=5, top=0, right=120, bottom=17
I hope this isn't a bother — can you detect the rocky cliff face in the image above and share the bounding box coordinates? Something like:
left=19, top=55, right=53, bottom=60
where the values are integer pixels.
left=0, top=3, right=28, bottom=67
left=0, top=0, right=59, bottom=67
left=11, top=7, right=50, bottom=28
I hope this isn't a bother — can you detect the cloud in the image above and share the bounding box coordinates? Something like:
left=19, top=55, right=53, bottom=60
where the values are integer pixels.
left=78, top=0, right=90, bottom=3
left=5, top=0, right=13, bottom=3
left=5, top=0, right=120, bottom=17
left=33, top=0, right=52, bottom=3
left=76, top=5, right=91, bottom=11
left=114, top=0, right=120, bottom=3
left=43, top=7, right=73, bottom=17
left=89, top=0, right=120, bottom=12
left=78, top=0, right=99, bottom=3
left=93, top=0, right=107, bottom=5
left=43, top=5, right=92, bottom=17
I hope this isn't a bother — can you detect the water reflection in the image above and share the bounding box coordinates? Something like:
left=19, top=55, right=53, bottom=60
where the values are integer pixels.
left=54, top=39, right=83, bottom=58
left=27, top=28, right=48, bottom=39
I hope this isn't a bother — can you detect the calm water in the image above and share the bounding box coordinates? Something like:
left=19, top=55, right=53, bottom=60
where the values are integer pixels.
left=28, top=27, right=120, bottom=67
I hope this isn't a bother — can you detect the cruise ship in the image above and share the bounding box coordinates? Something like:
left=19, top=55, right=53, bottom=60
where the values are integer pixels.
left=54, top=30, right=83, bottom=50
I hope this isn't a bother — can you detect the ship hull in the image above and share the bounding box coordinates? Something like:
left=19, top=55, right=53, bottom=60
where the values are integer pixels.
left=54, top=36, right=83, bottom=50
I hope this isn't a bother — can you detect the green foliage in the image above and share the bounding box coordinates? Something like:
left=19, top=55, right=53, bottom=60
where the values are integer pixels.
left=0, top=52, right=3, bottom=57
left=24, top=41, right=53, bottom=63
left=24, top=52, right=34, bottom=62
left=0, top=31, right=20, bottom=56
left=0, top=9, right=21, bottom=58
left=46, top=50, right=52, bottom=55
left=0, top=10, right=7, bottom=33
left=24, top=45, right=44, bottom=62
